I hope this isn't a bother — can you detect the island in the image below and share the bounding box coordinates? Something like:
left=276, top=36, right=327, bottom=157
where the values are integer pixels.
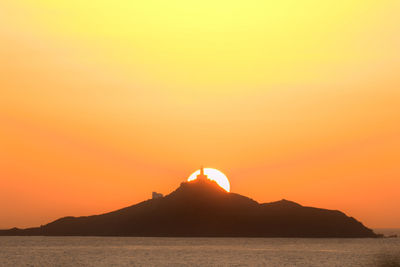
left=0, top=178, right=377, bottom=237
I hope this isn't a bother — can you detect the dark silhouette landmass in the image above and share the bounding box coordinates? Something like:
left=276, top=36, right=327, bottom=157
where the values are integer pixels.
left=0, top=179, right=377, bottom=237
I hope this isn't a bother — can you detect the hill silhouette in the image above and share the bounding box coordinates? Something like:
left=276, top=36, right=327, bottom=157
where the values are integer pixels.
left=0, top=179, right=377, bottom=237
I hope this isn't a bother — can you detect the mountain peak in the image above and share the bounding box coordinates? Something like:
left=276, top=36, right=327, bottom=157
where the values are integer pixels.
left=163, top=178, right=231, bottom=206
left=262, top=199, right=303, bottom=208
left=176, top=178, right=228, bottom=194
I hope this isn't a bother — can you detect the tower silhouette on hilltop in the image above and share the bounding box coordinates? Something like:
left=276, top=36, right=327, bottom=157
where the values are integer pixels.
left=197, top=166, right=208, bottom=181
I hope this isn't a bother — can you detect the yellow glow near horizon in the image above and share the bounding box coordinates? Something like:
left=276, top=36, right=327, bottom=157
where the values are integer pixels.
left=188, top=168, right=230, bottom=192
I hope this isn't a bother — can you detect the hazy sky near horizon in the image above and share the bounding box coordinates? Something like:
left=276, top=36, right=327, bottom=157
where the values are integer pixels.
left=1, top=1, right=399, bottom=229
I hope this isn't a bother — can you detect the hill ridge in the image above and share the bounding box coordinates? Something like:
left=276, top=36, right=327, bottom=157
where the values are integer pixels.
left=0, top=180, right=377, bottom=237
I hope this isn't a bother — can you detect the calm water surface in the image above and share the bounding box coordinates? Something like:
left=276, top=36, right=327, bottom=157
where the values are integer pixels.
left=0, top=237, right=399, bottom=266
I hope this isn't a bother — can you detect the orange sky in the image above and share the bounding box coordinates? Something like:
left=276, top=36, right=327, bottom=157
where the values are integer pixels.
left=1, top=0, right=399, bottom=229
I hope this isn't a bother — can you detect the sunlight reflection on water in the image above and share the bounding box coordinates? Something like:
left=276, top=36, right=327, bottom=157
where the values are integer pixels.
left=0, top=237, right=399, bottom=266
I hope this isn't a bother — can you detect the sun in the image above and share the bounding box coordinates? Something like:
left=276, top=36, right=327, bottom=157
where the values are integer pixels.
left=187, top=168, right=230, bottom=192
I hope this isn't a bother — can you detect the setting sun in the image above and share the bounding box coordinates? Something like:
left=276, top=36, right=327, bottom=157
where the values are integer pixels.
left=187, top=168, right=230, bottom=192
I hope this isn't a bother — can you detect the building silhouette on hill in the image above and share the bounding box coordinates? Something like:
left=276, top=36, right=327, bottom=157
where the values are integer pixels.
left=197, top=166, right=208, bottom=181
left=152, top=192, right=163, bottom=199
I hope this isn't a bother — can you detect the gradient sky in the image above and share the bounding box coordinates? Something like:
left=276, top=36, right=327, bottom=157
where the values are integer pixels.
left=1, top=0, right=399, bottom=229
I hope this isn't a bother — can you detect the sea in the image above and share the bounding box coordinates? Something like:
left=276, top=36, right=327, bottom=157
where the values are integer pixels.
left=0, top=231, right=399, bottom=267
